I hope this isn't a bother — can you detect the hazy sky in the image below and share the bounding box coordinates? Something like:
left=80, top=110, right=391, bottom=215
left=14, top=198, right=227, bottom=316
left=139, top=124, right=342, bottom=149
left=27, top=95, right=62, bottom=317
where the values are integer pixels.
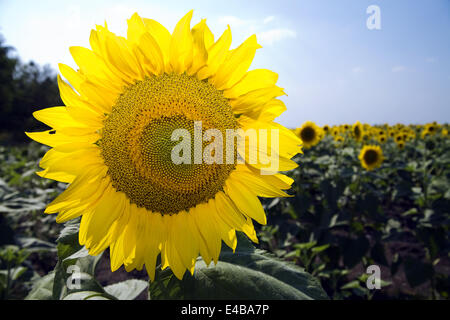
left=0, top=0, right=449, bottom=127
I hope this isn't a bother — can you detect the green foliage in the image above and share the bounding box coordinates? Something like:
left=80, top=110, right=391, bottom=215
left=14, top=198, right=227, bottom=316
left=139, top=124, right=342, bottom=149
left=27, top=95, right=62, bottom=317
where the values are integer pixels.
left=0, top=35, right=61, bottom=144
left=26, top=220, right=147, bottom=300
left=258, top=133, right=450, bottom=299
left=149, top=233, right=328, bottom=300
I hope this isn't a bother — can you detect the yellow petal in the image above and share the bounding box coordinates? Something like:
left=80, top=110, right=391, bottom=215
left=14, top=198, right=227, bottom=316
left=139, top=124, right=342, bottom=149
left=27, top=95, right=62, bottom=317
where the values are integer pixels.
left=231, top=86, right=285, bottom=114
left=253, top=99, right=287, bottom=121
left=25, top=130, right=99, bottom=148
left=137, top=32, right=165, bottom=75
left=144, top=212, right=166, bottom=281
left=242, top=216, right=259, bottom=243
left=33, top=107, right=85, bottom=130
left=126, top=13, right=147, bottom=44
left=58, top=63, right=84, bottom=93
left=210, top=34, right=261, bottom=90
left=57, top=75, right=104, bottom=126
left=196, top=26, right=232, bottom=80
left=171, top=211, right=198, bottom=273
left=36, top=169, right=74, bottom=183
left=186, top=206, right=212, bottom=266
left=188, top=19, right=209, bottom=75
left=169, top=10, right=194, bottom=73
left=69, top=45, right=122, bottom=88
left=209, top=199, right=237, bottom=250
left=214, top=191, right=247, bottom=230
left=225, top=177, right=267, bottom=225
left=142, top=18, right=172, bottom=69
left=110, top=232, right=126, bottom=271
left=223, top=69, right=279, bottom=99
left=230, top=167, right=290, bottom=198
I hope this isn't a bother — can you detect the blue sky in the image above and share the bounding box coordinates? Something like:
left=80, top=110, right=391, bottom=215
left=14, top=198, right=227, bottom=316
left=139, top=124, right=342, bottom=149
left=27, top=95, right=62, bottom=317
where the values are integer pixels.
left=0, top=0, right=449, bottom=127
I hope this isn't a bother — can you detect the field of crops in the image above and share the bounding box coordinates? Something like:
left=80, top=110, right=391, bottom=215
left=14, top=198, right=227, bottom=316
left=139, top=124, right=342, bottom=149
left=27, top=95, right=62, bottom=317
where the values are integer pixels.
left=0, top=121, right=448, bottom=300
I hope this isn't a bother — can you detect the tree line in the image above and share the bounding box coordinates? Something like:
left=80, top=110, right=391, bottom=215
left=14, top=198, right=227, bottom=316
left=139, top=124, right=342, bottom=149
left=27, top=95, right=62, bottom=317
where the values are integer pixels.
left=0, top=35, right=61, bottom=144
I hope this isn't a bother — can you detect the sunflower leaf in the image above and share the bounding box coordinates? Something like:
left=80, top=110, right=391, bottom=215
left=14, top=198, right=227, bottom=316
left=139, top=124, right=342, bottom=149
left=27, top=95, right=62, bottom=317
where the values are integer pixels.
left=51, top=218, right=105, bottom=300
left=151, top=232, right=328, bottom=300
left=104, top=279, right=148, bottom=300
left=25, top=272, right=55, bottom=300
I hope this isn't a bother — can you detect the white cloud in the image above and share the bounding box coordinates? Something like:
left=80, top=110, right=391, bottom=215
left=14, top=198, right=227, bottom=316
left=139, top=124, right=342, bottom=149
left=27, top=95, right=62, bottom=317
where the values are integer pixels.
left=263, top=16, right=275, bottom=24
left=392, top=65, right=407, bottom=73
left=256, top=28, right=296, bottom=46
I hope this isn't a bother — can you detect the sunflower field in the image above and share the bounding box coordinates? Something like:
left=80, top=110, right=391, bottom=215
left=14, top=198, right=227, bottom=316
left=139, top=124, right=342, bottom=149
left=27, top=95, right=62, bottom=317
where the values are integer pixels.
left=262, top=121, right=450, bottom=299
left=1, top=121, right=448, bottom=300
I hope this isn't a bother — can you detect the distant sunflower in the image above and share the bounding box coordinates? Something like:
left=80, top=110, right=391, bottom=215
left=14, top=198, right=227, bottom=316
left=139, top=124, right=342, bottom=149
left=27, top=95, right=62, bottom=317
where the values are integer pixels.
left=397, top=141, right=405, bottom=149
left=26, top=11, right=302, bottom=280
left=421, top=123, right=438, bottom=138
left=378, top=134, right=387, bottom=144
left=334, top=135, right=344, bottom=143
left=323, top=125, right=330, bottom=134
left=358, top=145, right=384, bottom=171
left=331, top=127, right=340, bottom=137
left=295, top=121, right=322, bottom=149
left=352, top=121, right=363, bottom=142
left=394, top=133, right=404, bottom=144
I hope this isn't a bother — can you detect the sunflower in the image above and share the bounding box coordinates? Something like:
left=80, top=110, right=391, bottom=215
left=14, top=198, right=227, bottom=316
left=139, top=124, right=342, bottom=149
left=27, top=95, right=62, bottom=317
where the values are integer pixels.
left=394, top=133, right=404, bottom=144
left=331, top=127, right=340, bottom=137
left=396, top=141, right=405, bottom=149
left=26, top=11, right=302, bottom=280
left=352, top=121, right=363, bottom=142
left=322, top=125, right=330, bottom=134
left=378, top=134, right=387, bottom=144
left=358, top=145, right=384, bottom=171
left=421, top=123, right=438, bottom=138
left=295, top=121, right=322, bottom=149
left=334, top=135, right=344, bottom=144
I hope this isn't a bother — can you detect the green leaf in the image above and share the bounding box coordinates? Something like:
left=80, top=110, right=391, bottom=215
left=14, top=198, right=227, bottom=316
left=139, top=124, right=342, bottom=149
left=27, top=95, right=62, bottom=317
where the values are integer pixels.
left=311, top=244, right=330, bottom=254
left=151, top=233, right=328, bottom=300
left=25, top=272, right=55, bottom=300
left=10, top=266, right=27, bottom=281
left=104, top=279, right=148, bottom=300
left=52, top=218, right=105, bottom=300
left=340, top=280, right=361, bottom=290
left=63, top=291, right=112, bottom=300
left=64, top=247, right=90, bottom=261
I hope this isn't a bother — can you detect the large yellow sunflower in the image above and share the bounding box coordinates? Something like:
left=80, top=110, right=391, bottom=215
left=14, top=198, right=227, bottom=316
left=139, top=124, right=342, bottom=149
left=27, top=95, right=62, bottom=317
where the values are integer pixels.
left=358, top=145, right=384, bottom=171
left=26, top=11, right=302, bottom=280
left=295, top=121, right=322, bottom=149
